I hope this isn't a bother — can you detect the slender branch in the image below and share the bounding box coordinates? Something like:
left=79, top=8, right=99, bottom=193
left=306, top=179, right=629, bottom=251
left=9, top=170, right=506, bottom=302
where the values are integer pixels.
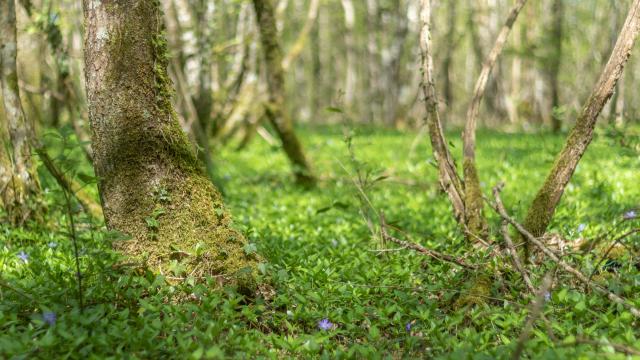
left=419, top=0, right=465, bottom=223
left=380, top=213, right=477, bottom=270
left=462, top=0, right=528, bottom=240
left=588, top=228, right=640, bottom=280
left=501, top=220, right=535, bottom=293
left=512, top=274, right=552, bottom=360
left=491, top=184, right=640, bottom=318
left=0, top=277, right=34, bottom=301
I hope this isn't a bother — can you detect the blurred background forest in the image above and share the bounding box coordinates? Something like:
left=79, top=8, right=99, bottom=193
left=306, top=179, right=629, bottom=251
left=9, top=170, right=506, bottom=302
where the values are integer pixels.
left=8, top=0, right=640, bottom=137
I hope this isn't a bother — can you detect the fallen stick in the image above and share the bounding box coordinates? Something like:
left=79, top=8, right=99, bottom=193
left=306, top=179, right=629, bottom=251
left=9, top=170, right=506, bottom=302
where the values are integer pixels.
left=512, top=274, right=552, bottom=360
left=380, top=213, right=477, bottom=270
left=501, top=220, right=535, bottom=293
left=491, top=184, right=640, bottom=318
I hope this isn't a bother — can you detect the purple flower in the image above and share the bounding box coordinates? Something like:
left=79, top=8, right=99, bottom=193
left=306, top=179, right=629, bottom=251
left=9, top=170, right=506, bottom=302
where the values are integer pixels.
left=43, top=311, right=56, bottom=326
left=544, top=292, right=551, bottom=302
left=405, top=322, right=412, bottom=332
left=17, top=251, right=28, bottom=263
left=318, top=318, right=333, bottom=331
left=577, top=224, right=586, bottom=233
left=623, top=210, right=637, bottom=220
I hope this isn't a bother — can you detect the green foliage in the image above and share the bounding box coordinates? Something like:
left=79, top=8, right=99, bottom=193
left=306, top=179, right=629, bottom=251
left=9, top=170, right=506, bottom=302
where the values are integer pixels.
left=1, top=126, right=639, bottom=358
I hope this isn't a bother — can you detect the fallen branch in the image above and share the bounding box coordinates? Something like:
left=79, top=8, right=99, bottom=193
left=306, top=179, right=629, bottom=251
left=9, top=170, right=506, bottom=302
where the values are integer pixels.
left=0, top=277, right=34, bottom=301
left=491, top=183, right=640, bottom=318
left=512, top=274, right=552, bottom=360
left=380, top=213, right=477, bottom=270
left=501, top=220, right=535, bottom=293
left=588, top=228, right=640, bottom=281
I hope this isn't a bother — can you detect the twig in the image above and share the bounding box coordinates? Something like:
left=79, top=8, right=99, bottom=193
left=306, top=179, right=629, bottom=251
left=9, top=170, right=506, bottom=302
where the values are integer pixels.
left=501, top=220, right=535, bottom=293
left=0, top=278, right=34, bottom=301
left=491, top=183, right=640, bottom=318
left=380, top=213, right=477, bottom=270
left=588, top=228, right=640, bottom=281
left=512, top=274, right=552, bottom=360
left=559, top=336, right=640, bottom=356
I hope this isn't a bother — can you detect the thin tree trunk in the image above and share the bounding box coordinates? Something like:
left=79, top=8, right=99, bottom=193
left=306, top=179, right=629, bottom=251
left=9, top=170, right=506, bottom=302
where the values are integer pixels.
left=340, top=0, right=356, bottom=112
left=549, top=0, right=563, bottom=133
left=442, top=0, right=457, bottom=110
left=522, top=0, right=640, bottom=238
left=281, top=0, right=319, bottom=71
left=366, top=0, right=381, bottom=123
left=419, top=0, right=465, bottom=223
left=82, top=0, right=258, bottom=287
left=252, top=0, right=315, bottom=186
left=0, top=0, right=42, bottom=224
left=462, top=0, right=528, bottom=241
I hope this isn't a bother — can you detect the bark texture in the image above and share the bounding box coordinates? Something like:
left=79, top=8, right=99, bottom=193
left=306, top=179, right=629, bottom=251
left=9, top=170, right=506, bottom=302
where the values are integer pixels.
left=523, top=0, right=640, bottom=238
left=252, top=0, right=315, bottom=186
left=462, top=0, right=528, bottom=241
left=419, top=0, right=465, bottom=223
left=0, top=0, right=42, bottom=224
left=82, top=0, right=257, bottom=286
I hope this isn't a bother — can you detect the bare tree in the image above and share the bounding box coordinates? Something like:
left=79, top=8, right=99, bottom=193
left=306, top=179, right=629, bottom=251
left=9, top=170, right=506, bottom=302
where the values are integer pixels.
left=462, top=0, right=528, bottom=240
left=0, top=0, right=42, bottom=224
left=419, top=0, right=465, bottom=223
left=523, top=0, right=640, bottom=238
left=252, top=0, right=315, bottom=186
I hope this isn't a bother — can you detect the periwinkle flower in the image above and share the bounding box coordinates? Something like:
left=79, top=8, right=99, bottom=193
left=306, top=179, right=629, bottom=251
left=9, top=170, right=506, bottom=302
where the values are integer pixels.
left=48, top=242, right=58, bottom=249
left=17, top=251, right=28, bottom=263
left=405, top=322, right=412, bottom=332
left=318, top=318, right=334, bottom=331
left=544, top=292, right=551, bottom=302
left=623, top=210, right=637, bottom=220
left=577, top=224, right=586, bottom=233
left=42, top=311, right=56, bottom=326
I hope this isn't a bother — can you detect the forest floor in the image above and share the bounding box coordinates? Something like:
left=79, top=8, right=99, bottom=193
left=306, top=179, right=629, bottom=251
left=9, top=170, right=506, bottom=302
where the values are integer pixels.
left=1, top=125, right=639, bottom=358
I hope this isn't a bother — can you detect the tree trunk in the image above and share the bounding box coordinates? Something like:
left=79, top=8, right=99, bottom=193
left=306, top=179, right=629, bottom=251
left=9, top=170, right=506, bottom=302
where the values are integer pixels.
left=252, top=0, right=315, bottom=186
left=82, top=0, right=257, bottom=287
left=441, top=0, right=457, bottom=110
left=462, top=0, right=528, bottom=241
left=340, top=0, right=356, bottom=113
left=549, top=0, right=563, bottom=133
left=0, top=0, right=42, bottom=224
left=522, top=0, right=640, bottom=238
left=419, top=0, right=465, bottom=224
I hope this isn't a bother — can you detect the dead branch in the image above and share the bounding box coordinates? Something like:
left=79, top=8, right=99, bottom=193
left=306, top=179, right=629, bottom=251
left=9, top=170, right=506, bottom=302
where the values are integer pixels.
left=512, top=274, right=552, bottom=360
left=380, top=213, right=477, bottom=270
left=491, top=184, right=640, bottom=318
left=501, top=220, right=535, bottom=293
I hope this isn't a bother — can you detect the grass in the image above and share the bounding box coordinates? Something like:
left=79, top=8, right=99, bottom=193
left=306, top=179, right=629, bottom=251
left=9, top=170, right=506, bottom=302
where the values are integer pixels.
left=1, top=124, right=639, bottom=358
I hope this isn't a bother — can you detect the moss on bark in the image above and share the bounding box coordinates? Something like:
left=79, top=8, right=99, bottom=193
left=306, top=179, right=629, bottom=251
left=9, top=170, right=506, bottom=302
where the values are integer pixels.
left=83, top=0, right=258, bottom=290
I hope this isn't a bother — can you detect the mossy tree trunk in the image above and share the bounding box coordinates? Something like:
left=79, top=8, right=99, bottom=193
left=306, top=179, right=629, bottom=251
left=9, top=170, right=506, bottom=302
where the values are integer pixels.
left=523, top=0, right=640, bottom=239
left=0, top=0, right=42, bottom=224
left=82, top=0, right=257, bottom=286
left=252, top=0, right=315, bottom=186
left=462, top=0, right=528, bottom=242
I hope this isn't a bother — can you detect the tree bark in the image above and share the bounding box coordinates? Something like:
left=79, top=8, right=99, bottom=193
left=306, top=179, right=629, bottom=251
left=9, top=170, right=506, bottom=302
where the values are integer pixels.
left=419, top=0, right=465, bottom=224
left=549, top=0, right=563, bottom=133
left=82, top=0, right=258, bottom=286
left=523, top=0, right=640, bottom=238
left=0, top=0, right=42, bottom=224
left=340, top=0, right=356, bottom=112
left=462, top=0, right=528, bottom=241
left=252, top=0, right=315, bottom=186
